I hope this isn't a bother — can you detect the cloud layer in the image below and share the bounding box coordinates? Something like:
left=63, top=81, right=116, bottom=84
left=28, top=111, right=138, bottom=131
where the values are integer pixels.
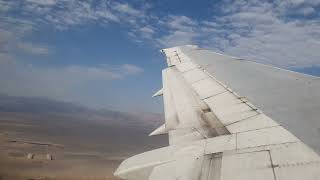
left=152, top=0, right=320, bottom=68
left=0, top=60, right=143, bottom=100
left=1, top=0, right=320, bottom=68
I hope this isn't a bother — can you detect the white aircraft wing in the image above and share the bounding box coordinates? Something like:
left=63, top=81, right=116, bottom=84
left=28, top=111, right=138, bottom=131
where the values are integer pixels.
left=114, top=45, right=320, bottom=180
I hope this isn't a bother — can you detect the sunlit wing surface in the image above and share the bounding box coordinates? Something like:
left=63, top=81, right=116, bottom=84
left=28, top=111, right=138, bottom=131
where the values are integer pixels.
left=114, top=45, right=320, bottom=180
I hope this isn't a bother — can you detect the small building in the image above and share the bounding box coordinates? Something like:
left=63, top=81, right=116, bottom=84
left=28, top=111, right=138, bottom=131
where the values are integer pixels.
left=46, top=153, right=52, bottom=160
left=27, top=153, right=34, bottom=159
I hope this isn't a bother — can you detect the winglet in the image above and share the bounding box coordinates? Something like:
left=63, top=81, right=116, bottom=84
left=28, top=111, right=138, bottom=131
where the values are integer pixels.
left=149, top=124, right=168, bottom=136
left=152, top=88, right=163, bottom=97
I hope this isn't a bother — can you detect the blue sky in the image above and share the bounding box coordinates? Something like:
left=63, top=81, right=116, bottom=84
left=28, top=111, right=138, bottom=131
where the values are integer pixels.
left=0, top=0, right=320, bottom=112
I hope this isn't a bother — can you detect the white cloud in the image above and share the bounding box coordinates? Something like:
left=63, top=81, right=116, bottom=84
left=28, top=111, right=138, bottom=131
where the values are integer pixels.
left=200, top=0, right=320, bottom=68
left=221, top=21, right=320, bottom=67
left=157, top=31, right=196, bottom=47
left=0, top=17, right=44, bottom=58
left=298, top=6, right=316, bottom=16
left=120, top=64, right=144, bottom=75
left=40, top=1, right=121, bottom=29
left=111, top=2, right=140, bottom=17
left=0, top=0, right=145, bottom=30
left=166, top=15, right=197, bottom=30
left=154, top=16, right=198, bottom=47
left=0, top=62, right=144, bottom=100
left=17, top=42, right=50, bottom=55
left=140, top=26, right=154, bottom=34
left=1, top=0, right=320, bottom=69
left=137, top=26, right=155, bottom=39
left=25, top=0, right=57, bottom=6
left=152, top=0, right=320, bottom=68
left=0, top=29, right=13, bottom=52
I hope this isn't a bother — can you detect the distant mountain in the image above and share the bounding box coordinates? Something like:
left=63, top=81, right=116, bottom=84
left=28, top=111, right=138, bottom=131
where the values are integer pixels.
left=0, top=94, right=93, bottom=114
left=0, top=94, right=166, bottom=152
left=0, top=95, right=166, bottom=180
left=0, top=94, right=163, bottom=129
left=292, top=66, right=320, bottom=77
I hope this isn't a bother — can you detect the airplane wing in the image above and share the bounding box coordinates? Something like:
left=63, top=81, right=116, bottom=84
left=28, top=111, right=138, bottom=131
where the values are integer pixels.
left=114, top=45, right=320, bottom=180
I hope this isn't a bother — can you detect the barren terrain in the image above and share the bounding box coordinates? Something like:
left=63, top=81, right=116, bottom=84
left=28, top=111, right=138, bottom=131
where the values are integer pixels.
left=0, top=95, right=167, bottom=180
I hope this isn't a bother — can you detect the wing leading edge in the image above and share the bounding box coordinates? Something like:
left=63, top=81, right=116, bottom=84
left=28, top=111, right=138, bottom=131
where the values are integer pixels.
left=114, top=45, right=320, bottom=180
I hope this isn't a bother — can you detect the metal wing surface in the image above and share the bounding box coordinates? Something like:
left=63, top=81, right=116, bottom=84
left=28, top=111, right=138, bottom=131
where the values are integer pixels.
left=114, top=45, right=320, bottom=180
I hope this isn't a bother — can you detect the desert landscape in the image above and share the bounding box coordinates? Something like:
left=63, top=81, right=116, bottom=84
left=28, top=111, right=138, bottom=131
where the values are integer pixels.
left=0, top=94, right=167, bottom=180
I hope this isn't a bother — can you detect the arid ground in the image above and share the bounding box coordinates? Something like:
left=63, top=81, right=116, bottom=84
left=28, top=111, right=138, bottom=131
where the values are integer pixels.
left=0, top=94, right=167, bottom=180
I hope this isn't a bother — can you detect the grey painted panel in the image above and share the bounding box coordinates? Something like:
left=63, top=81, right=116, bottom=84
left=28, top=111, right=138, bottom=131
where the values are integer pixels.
left=162, top=69, right=179, bottom=129
left=182, top=68, right=208, bottom=84
left=114, top=146, right=174, bottom=179
left=237, top=126, right=298, bottom=149
left=176, top=62, right=197, bottom=72
left=201, top=154, right=222, bottom=180
left=148, top=162, right=176, bottom=180
left=181, top=46, right=320, bottom=153
left=191, top=78, right=227, bottom=99
left=221, top=151, right=275, bottom=180
left=270, top=142, right=320, bottom=166
left=175, top=155, right=206, bottom=180
left=204, top=92, right=259, bottom=125
left=204, top=135, right=236, bottom=154
left=274, top=165, right=320, bottom=180
left=226, top=114, right=278, bottom=133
